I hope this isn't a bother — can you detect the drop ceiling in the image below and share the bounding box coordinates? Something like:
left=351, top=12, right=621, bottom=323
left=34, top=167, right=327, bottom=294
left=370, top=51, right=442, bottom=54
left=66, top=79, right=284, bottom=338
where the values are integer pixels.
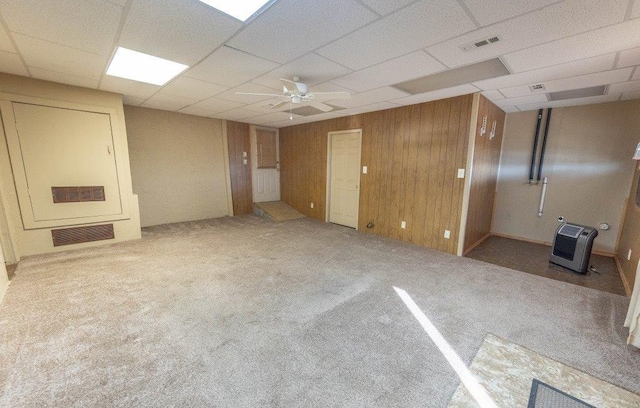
left=0, top=0, right=639, bottom=128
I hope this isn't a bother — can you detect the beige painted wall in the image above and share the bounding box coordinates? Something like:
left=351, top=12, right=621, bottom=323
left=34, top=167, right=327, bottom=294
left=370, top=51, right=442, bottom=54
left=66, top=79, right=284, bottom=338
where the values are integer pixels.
left=0, top=223, right=8, bottom=303
left=0, top=73, right=141, bottom=261
left=617, top=164, right=640, bottom=290
left=125, top=106, right=230, bottom=227
left=492, top=100, right=640, bottom=254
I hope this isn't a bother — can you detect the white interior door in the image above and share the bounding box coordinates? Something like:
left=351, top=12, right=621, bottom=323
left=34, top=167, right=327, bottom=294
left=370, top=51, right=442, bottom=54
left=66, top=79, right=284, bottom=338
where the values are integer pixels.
left=252, top=127, right=280, bottom=203
left=328, top=130, right=362, bottom=229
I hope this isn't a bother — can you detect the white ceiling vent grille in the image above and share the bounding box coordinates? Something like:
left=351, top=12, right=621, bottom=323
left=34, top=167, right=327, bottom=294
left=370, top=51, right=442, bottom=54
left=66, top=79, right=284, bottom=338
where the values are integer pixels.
left=460, top=36, right=502, bottom=52
left=529, top=84, right=546, bottom=92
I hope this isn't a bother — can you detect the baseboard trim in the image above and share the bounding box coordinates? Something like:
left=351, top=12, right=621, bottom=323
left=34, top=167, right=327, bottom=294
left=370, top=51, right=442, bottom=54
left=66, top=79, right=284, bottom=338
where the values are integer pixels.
left=614, top=256, right=632, bottom=297
left=463, top=233, right=491, bottom=256
left=489, top=232, right=616, bottom=257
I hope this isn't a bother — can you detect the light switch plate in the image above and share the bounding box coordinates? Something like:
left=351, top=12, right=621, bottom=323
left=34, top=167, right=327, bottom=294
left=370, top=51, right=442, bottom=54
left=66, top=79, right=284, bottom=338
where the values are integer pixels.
left=363, top=166, right=368, bottom=174
left=401, top=221, right=406, bottom=229
left=457, top=169, right=465, bottom=179
left=444, top=230, right=451, bottom=239
left=242, top=152, right=247, bottom=158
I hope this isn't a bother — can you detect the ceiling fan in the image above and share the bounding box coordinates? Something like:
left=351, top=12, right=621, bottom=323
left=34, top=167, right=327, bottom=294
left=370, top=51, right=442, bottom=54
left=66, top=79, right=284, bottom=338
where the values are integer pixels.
left=236, top=76, right=351, bottom=113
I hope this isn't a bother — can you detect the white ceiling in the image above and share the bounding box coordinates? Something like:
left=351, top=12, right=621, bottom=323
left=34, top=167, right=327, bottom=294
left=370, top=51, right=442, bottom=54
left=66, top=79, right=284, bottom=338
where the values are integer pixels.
left=0, top=0, right=639, bottom=128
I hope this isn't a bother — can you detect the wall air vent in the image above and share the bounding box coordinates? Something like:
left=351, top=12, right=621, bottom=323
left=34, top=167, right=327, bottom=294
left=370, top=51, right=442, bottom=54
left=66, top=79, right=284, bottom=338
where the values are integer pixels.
left=547, top=85, right=606, bottom=101
left=460, top=36, right=502, bottom=52
left=52, top=224, right=114, bottom=246
left=529, top=84, right=546, bottom=92
left=393, top=58, right=510, bottom=95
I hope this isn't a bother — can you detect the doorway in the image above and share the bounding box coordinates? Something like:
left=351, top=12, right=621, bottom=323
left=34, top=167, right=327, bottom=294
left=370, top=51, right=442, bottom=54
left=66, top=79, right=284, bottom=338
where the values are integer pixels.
left=326, top=129, right=362, bottom=229
left=251, top=127, right=280, bottom=203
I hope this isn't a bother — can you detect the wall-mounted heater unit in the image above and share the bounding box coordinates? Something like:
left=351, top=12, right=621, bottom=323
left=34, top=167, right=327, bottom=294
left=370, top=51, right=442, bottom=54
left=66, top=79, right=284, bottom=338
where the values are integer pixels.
left=550, top=223, right=598, bottom=274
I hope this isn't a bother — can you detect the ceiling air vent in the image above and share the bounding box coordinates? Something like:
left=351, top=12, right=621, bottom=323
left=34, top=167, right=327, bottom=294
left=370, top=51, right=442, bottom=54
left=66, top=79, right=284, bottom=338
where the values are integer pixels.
left=529, top=84, right=546, bottom=92
left=460, top=36, right=502, bottom=52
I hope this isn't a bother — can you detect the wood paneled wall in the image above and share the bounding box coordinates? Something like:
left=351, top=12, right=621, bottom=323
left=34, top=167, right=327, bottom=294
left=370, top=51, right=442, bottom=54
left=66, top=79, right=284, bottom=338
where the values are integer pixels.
left=226, top=121, right=253, bottom=215
left=463, top=95, right=506, bottom=253
left=617, top=165, right=640, bottom=293
left=280, top=95, right=474, bottom=254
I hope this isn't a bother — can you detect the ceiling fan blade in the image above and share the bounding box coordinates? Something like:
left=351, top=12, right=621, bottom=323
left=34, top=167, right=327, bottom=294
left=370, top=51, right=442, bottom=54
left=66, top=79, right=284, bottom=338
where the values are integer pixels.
left=310, top=91, right=351, bottom=100
left=270, top=100, right=289, bottom=109
left=308, top=101, right=334, bottom=112
left=235, top=92, right=284, bottom=97
left=281, top=78, right=308, bottom=95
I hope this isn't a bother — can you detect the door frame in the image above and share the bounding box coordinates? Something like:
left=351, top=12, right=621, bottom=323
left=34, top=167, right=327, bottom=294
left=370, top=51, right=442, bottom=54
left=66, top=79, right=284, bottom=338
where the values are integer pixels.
left=325, top=129, right=362, bottom=229
left=250, top=125, right=280, bottom=203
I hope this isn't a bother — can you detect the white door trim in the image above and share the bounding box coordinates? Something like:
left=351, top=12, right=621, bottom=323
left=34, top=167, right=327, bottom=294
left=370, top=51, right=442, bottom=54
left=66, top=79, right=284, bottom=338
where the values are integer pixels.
left=251, top=125, right=280, bottom=203
left=326, top=129, right=362, bottom=229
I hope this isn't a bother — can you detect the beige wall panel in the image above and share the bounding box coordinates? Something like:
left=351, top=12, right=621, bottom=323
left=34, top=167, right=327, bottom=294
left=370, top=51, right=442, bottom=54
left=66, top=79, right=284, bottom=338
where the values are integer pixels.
left=124, top=106, right=229, bottom=227
left=492, top=100, right=640, bottom=254
left=0, top=73, right=140, bottom=260
left=0, top=224, right=8, bottom=303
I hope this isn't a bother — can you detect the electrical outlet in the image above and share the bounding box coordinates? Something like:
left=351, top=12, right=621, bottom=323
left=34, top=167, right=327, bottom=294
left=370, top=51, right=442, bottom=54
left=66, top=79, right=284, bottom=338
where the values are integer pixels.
left=444, top=230, right=451, bottom=239
left=242, top=151, right=247, bottom=158
left=401, top=221, right=406, bottom=229
left=363, top=166, right=368, bottom=174
left=310, top=203, right=314, bottom=209
left=242, top=159, right=247, bottom=165
left=628, top=249, right=633, bottom=261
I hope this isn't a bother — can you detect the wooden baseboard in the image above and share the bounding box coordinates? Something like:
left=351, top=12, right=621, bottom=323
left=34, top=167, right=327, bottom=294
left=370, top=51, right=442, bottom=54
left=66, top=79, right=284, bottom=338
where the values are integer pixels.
left=463, top=233, right=491, bottom=256
left=490, top=232, right=616, bottom=257
left=614, top=256, right=632, bottom=297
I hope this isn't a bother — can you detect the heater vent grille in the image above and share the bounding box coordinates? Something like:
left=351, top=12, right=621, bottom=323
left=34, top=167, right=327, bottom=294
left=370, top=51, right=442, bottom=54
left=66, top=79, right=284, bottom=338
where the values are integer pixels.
left=52, top=224, right=114, bottom=246
left=52, top=186, right=105, bottom=203
left=460, top=36, right=502, bottom=52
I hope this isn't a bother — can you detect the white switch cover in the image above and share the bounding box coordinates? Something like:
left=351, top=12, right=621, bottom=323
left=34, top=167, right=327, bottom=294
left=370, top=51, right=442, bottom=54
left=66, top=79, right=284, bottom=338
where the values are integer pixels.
left=243, top=159, right=247, bottom=165
left=242, top=151, right=247, bottom=158
left=457, top=169, right=465, bottom=179
left=444, top=230, right=451, bottom=239
left=629, top=249, right=633, bottom=261
left=363, top=166, right=368, bottom=174
left=310, top=203, right=314, bottom=209
left=401, top=221, right=406, bottom=229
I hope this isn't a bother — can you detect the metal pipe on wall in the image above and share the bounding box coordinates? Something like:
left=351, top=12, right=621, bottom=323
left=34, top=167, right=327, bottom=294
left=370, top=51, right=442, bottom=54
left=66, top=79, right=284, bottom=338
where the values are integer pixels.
left=537, top=108, right=552, bottom=182
left=538, top=177, right=548, bottom=217
left=529, top=109, right=543, bottom=183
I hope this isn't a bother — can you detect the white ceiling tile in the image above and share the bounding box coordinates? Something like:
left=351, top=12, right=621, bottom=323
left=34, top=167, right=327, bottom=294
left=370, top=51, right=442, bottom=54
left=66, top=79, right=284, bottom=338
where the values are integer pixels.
left=0, top=51, right=29, bottom=76
left=332, top=86, right=408, bottom=108
left=500, top=68, right=633, bottom=98
left=617, top=47, right=640, bottom=68
left=119, top=0, right=242, bottom=65
left=357, top=0, right=416, bottom=16
left=0, top=22, right=15, bottom=53
left=122, top=95, right=145, bottom=106
left=217, top=83, right=281, bottom=104
left=481, top=89, right=505, bottom=101
left=317, top=0, right=475, bottom=70
left=495, top=94, right=548, bottom=107
left=390, top=84, right=479, bottom=106
left=503, top=17, right=640, bottom=72
left=107, top=0, right=128, bottom=6
left=330, top=51, right=446, bottom=92
left=29, top=68, right=99, bottom=89
left=100, top=75, right=161, bottom=99
left=251, top=111, right=302, bottom=124
left=633, top=68, right=640, bottom=80
left=621, top=91, right=640, bottom=101
left=0, top=0, right=122, bottom=55
left=473, top=54, right=616, bottom=90
left=242, top=99, right=285, bottom=113
left=501, top=106, right=520, bottom=113
left=188, top=97, right=245, bottom=113
left=227, top=0, right=377, bottom=64
left=141, top=93, right=197, bottom=111
left=517, top=94, right=620, bottom=111
left=184, top=47, right=280, bottom=88
left=251, top=53, right=352, bottom=90
left=310, top=82, right=355, bottom=93
left=344, top=101, right=401, bottom=115
left=15, top=34, right=107, bottom=80
left=462, top=0, right=559, bottom=26
left=428, top=0, right=627, bottom=69
left=161, top=77, right=228, bottom=100
left=607, top=79, right=640, bottom=95
left=268, top=119, right=306, bottom=128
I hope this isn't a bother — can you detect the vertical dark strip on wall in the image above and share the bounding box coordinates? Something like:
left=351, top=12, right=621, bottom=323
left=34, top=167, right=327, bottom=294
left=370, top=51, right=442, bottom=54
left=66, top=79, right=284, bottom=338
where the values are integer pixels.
left=226, top=121, right=253, bottom=215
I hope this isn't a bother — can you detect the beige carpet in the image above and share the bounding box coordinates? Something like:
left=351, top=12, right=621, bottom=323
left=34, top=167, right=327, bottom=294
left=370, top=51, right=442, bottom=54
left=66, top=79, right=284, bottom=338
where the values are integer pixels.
left=0, top=216, right=638, bottom=406
left=255, top=201, right=305, bottom=221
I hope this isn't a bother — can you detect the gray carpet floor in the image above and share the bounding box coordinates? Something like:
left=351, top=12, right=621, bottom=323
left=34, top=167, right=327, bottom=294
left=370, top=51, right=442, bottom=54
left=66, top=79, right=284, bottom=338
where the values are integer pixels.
left=0, top=215, right=638, bottom=407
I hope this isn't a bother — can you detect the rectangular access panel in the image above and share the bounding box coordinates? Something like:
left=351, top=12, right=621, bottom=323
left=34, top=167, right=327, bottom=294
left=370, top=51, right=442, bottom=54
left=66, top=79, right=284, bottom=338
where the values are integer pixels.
left=11, top=103, right=123, bottom=224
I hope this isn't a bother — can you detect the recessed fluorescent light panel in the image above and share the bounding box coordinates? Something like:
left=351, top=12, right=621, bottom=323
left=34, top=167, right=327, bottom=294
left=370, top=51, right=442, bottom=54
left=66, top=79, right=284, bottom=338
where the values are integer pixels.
left=106, top=47, right=188, bottom=86
left=547, top=86, right=606, bottom=101
left=198, top=0, right=276, bottom=21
